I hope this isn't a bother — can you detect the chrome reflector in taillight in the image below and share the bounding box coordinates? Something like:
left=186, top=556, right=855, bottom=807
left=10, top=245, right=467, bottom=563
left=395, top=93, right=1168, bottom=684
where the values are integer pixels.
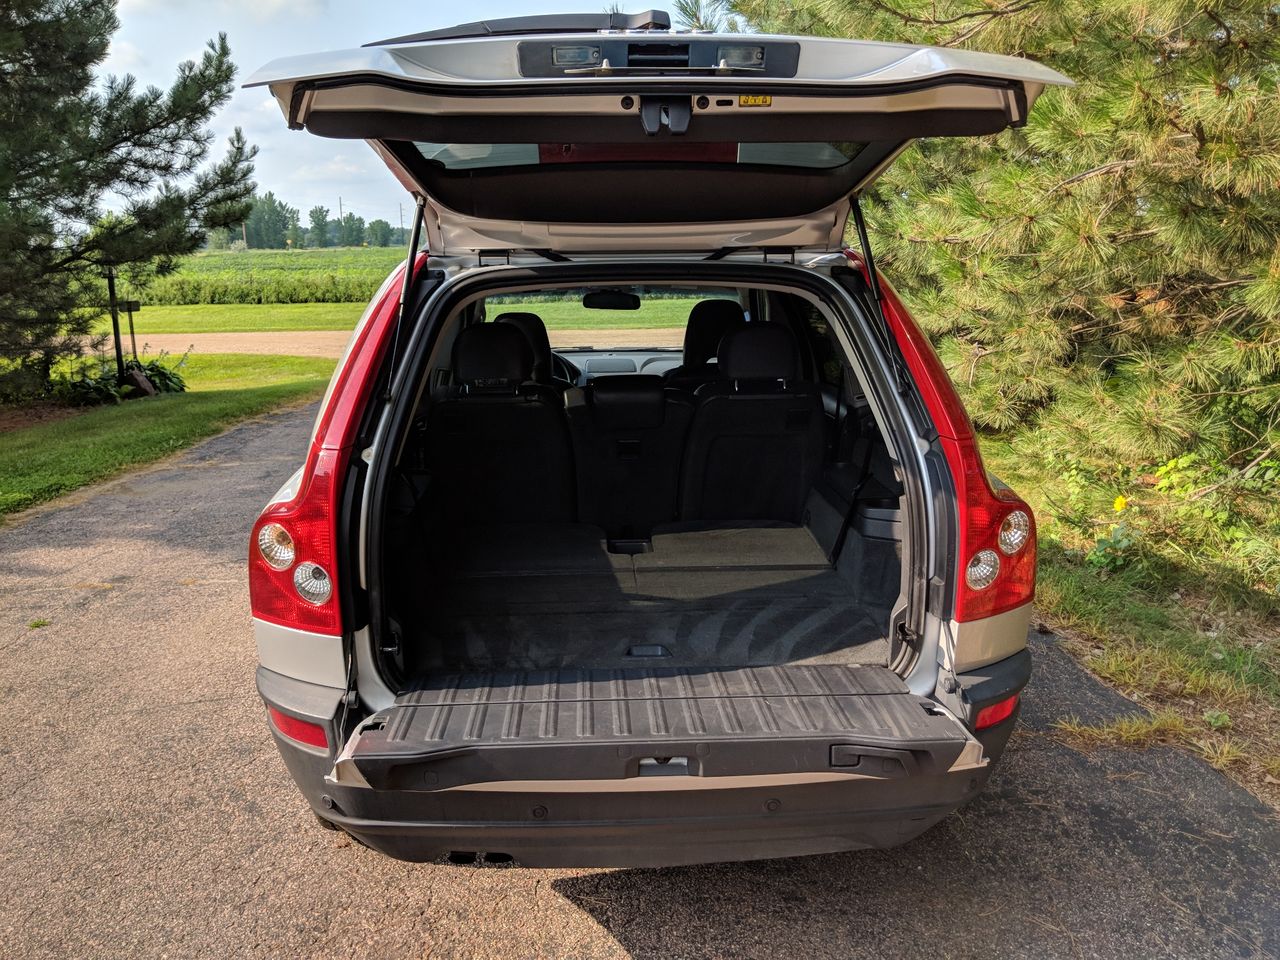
left=965, top=549, right=1001, bottom=590
left=293, top=561, right=333, bottom=606
left=998, top=510, right=1031, bottom=555
left=257, top=522, right=295, bottom=570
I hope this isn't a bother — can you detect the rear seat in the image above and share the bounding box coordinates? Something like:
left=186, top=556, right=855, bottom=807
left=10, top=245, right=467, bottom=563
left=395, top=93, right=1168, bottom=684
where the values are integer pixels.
left=663, top=300, right=745, bottom=392
left=676, top=323, right=825, bottom=525
left=426, top=323, right=575, bottom=525
left=566, top=374, right=693, bottom=539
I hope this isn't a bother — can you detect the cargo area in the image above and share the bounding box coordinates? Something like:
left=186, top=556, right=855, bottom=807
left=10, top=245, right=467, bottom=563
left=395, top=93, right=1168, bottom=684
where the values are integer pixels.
left=368, top=283, right=917, bottom=781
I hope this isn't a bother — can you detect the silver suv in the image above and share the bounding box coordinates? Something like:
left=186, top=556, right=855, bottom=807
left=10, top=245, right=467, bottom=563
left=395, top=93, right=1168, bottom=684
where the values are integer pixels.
left=244, top=10, right=1069, bottom=867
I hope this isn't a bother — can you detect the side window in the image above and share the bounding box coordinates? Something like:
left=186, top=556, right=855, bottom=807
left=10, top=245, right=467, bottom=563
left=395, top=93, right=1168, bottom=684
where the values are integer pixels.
left=795, top=300, right=848, bottom=393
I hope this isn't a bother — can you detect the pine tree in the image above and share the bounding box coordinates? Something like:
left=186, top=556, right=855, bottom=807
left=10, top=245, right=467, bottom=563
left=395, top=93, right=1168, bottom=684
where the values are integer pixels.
left=734, top=0, right=1280, bottom=480
left=0, top=0, right=256, bottom=392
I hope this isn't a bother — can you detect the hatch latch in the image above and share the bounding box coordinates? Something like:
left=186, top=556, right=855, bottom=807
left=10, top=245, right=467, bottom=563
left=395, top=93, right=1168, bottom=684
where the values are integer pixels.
left=639, top=96, right=691, bottom=136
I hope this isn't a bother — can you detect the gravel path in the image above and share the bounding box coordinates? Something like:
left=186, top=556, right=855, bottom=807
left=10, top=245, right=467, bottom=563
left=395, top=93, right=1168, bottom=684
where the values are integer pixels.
left=133, top=328, right=684, bottom=359
left=1, top=404, right=1278, bottom=959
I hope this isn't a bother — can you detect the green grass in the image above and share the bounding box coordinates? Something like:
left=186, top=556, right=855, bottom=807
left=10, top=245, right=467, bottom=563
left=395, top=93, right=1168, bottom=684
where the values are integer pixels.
left=90, top=299, right=696, bottom=335
left=487, top=298, right=693, bottom=329
left=0, top=354, right=335, bottom=516
left=92, top=303, right=365, bottom=335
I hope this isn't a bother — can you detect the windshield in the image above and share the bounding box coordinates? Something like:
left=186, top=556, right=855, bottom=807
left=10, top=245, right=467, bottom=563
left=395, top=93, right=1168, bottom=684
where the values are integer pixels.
left=483, top=286, right=741, bottom=350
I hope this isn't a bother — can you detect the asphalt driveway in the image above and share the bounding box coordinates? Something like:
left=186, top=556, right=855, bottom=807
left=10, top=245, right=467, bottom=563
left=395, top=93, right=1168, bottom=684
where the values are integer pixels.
left=1, top=403, right=1277, bottom=959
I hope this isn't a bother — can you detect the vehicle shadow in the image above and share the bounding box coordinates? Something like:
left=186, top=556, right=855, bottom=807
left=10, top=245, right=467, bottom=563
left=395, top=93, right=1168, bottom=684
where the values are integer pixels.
left=551, top=634, right=1280, bottom=960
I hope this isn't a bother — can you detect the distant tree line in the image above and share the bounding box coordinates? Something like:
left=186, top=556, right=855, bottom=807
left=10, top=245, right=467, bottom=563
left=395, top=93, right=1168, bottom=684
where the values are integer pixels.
left=207, top=192, right=406, bottom=250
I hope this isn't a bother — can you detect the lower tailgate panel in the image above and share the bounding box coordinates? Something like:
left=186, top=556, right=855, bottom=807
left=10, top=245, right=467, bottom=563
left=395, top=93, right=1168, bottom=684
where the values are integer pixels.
left=337, top=665, right=976, bottom=790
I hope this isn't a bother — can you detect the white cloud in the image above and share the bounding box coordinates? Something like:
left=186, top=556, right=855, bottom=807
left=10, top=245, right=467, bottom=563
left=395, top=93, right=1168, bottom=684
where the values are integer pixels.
left=103, top=39, right=146, bottom=71
left=119, top=0, right=328, bottom=22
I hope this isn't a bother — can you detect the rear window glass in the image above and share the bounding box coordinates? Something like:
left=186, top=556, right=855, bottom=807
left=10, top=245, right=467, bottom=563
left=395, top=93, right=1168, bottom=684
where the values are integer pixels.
left=415, top=141, right=865, bottom=171
left=482, top=286, right=742, bottom=333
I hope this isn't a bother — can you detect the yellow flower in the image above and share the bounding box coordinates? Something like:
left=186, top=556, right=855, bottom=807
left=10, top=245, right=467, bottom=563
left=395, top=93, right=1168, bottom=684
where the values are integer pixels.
left=1113, top=495, right=1128, bottom=512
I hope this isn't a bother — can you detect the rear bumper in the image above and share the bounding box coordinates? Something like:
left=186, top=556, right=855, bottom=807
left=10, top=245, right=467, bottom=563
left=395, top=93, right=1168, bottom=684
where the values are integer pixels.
left=317, top=766, right=989, bottom=868
left=259, top=650, right=1030, bottom=868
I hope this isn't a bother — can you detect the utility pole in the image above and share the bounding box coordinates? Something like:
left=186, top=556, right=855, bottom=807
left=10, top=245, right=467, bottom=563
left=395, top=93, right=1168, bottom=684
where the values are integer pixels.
left=338, top=195, right=343, bottom=218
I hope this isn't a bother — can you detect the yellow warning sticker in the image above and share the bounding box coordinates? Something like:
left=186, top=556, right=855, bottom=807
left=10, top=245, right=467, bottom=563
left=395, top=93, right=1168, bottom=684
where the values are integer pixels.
left=738, top=94, right=773, bottom=108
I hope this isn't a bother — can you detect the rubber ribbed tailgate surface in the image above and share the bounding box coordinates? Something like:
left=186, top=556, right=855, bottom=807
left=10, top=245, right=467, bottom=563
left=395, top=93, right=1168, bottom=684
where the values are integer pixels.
left=385, top=664, right=913, bottom=743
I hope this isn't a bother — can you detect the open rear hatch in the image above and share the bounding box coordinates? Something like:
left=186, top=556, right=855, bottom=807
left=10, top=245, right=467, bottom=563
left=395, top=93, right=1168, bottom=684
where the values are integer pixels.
left=332, top=664, right=981, bottom=790
left=245, top=14, right=1071, bottom=255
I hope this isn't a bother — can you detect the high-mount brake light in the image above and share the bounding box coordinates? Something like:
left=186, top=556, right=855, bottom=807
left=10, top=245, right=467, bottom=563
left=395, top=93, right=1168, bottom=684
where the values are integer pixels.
left=845, top=250, right=1036, bottom=622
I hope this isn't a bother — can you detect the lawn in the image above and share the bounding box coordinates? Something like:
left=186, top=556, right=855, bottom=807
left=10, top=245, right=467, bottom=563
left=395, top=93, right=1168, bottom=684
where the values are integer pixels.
left=92, top=303, right=365, bottom=335
left=91, top=299, right=696, bottom=335
left=0, top=354, right=335, bottom=516
left=983, top=439, right=1280, bottom=798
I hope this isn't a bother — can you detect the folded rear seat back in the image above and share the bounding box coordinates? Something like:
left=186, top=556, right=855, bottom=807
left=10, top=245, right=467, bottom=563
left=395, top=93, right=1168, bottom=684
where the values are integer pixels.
left=428, top=323, right=575, bottom=525
left=566, top=374, right=693, bottom=539
left=679, top=324, right=826, bottom=525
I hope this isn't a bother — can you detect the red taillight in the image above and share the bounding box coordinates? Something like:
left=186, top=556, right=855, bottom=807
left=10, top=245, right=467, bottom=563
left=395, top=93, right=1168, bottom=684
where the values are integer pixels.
left=973, top=694, right=1019, bottom=730
left=943, top=434, right=1037, bottom=621
left=249, top=448, right=343, bottom=633
left=248, top=255, right=423, bottom=635
left=267, top=706, right=329, bottom=749
left=844, top=250, right=1036, bottom=622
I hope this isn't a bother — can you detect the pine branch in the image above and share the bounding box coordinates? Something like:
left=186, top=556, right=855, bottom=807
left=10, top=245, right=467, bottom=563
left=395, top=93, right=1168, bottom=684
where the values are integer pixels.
left=865, top=0, right=1041, bottom=28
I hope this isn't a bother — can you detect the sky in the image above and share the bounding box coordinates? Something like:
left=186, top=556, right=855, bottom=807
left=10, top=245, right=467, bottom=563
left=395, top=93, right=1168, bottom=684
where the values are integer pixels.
left=102, top=0, right=574, bottom=229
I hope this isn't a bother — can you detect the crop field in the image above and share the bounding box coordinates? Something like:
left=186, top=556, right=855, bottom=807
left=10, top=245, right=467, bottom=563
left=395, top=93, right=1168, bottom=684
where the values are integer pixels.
left=117, top=247, right=407, bottom=305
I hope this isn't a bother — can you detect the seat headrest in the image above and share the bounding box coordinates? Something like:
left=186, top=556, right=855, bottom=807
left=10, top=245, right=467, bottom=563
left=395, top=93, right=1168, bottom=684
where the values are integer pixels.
left=718, top=324, right=799, bottom=381
left=682, top=300, right=745, bottom=368
left=452, top=323, right=533, bottom=387
left=588, top=374, right=666, bottom=430
left=495, top=312, right=552, bottom=383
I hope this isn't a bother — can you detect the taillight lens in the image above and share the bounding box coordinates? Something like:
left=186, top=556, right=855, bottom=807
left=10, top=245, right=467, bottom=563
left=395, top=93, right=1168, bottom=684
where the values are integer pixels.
left=998, top=510, right=1031, bottom=555
left=267, top=706, right=329, bottom=749
left=846, top=250, right=1036, bottom=623
left=257, top=523, right=295, bottom=570
left=974, top=694, right=1019, bottom=730
left=944, top=434, right=1037, bottom=621
left=248, top=448, right=342, bottom=634
left=965, top=549, right=1001, bottom=590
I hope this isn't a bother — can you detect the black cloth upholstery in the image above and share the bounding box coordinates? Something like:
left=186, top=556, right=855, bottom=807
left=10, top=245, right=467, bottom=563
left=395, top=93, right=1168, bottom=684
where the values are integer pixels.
left=495, top=312, right=555, bottom=385
left=429, top=323, right=575, bottom=524
left=717, top=322, right=799, bottom=381
left=566, top=374, right=693, bottom=538
left=453, top=322, right=533, bottom=389
left=663, top=299, right=745, bottom=391
left=679, top=326, right=824, bottom=524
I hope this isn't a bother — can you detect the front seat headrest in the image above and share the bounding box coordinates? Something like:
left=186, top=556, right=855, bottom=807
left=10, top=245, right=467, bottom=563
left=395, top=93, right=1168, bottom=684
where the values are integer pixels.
left=495, top=312, right=553, bottom=383
left=588, top=374, right=666, bottom=431
left=718, top=324, right=799, bottom=381
left=682, top=300, right=745, bottom=368
left=452, top=323, right=533, bottom=388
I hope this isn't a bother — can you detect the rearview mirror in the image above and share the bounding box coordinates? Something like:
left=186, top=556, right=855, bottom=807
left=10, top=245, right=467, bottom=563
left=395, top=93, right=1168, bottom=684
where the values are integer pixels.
left=583, top=289, right=641, bottom=311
